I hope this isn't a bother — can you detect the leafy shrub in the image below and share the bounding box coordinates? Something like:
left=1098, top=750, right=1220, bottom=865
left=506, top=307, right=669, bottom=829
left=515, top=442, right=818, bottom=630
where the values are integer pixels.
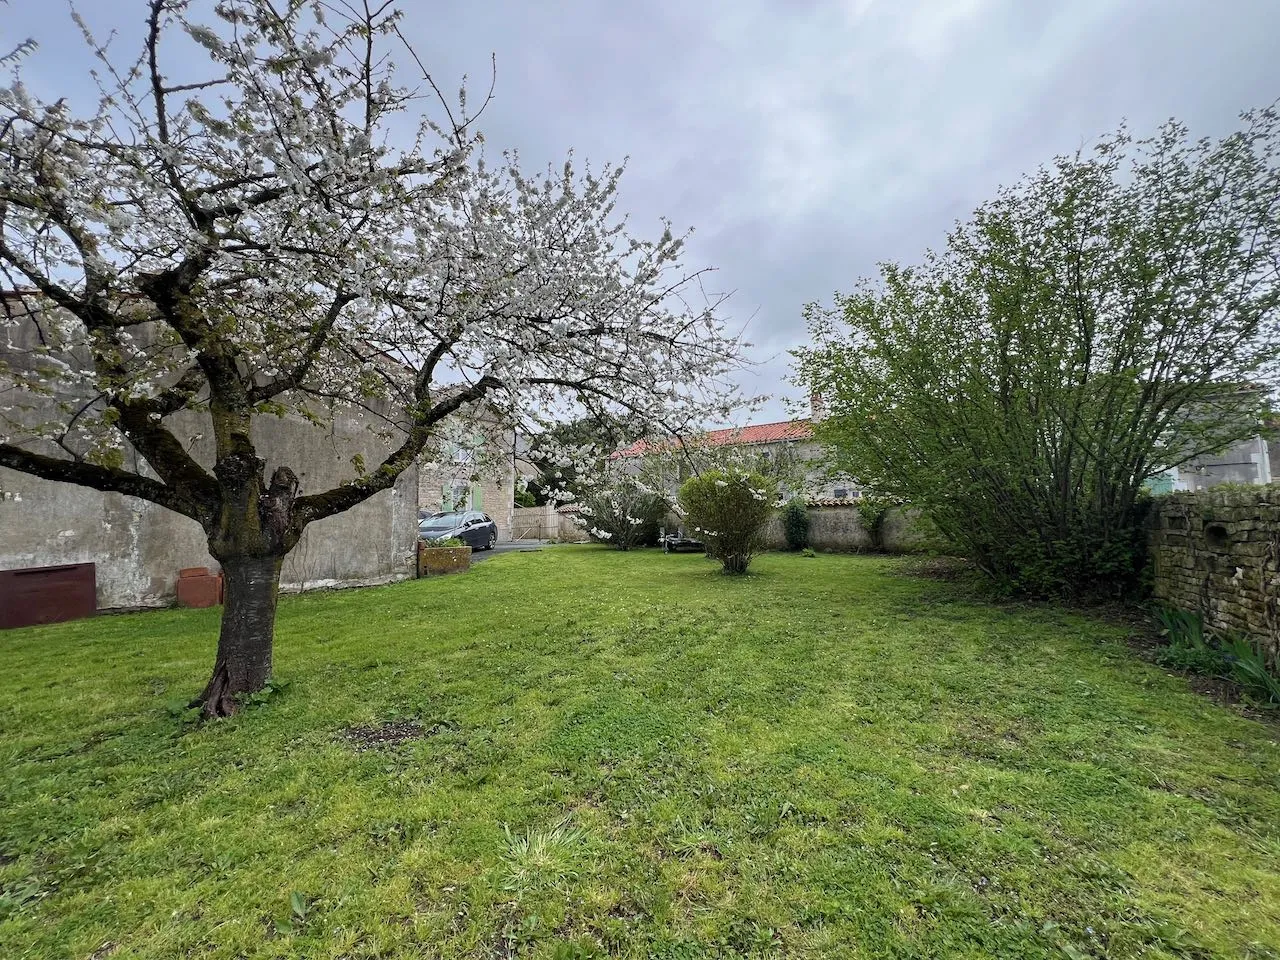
left=997, top=502, right=1153, bottom=599
left=795, top=110, right=1280, bottom=598
left=782, top=500, right=811, bottom=550
left=578, top=479, right=668, bottom=551
left=679, top=470, right=777, bottom=574
left=1156, top=644, right=1228, bottom=675
left=1154, top=605, right=1225, bottom=674
left=801, top=547, right=817, bottom=558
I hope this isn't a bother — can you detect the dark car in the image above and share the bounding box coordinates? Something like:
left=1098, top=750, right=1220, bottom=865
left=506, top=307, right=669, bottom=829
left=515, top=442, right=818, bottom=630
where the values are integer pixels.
left=418, top=510, right=498, bottom=550
left=660, top=534, right=705, bottom=554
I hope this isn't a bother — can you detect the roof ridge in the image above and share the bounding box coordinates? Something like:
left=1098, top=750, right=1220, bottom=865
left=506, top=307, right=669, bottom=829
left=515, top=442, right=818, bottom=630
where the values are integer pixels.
left=612, top=417, right=812, bottom=458
left=707, top=417, right=808, bottom=431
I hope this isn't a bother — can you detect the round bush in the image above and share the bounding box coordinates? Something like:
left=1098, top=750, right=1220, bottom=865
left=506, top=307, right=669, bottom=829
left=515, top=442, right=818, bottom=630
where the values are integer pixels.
left=678, top=470, right=777, bottom=574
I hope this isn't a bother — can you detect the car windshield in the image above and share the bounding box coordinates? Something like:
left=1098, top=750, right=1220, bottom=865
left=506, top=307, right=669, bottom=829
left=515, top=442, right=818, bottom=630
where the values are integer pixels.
left=419, top=512, right=465, bottom=531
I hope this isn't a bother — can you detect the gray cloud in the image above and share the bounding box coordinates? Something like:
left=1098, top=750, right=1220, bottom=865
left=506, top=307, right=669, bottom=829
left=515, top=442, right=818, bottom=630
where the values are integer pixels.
left=8, top=0, right=1280, bottom=420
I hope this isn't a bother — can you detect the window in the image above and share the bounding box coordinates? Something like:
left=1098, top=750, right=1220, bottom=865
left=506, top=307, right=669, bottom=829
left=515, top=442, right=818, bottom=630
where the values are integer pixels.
left=833, top=487, right=849, bottom=499
left=444, top=480, right=470, bottom=511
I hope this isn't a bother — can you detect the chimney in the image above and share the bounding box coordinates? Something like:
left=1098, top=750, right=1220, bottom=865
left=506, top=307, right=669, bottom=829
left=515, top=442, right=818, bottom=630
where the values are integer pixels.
left=809, top=392, right=827, bottom=423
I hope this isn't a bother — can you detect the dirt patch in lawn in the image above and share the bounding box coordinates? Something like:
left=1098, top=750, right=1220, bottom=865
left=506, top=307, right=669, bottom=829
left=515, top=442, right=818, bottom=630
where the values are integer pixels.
left=339, top=719, right=457, bottom=751
left=898, top=555, right=973, bottom=581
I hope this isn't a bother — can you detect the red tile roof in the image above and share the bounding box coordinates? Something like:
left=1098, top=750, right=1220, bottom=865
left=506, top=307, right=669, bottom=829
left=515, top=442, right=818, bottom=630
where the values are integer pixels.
left=614, top=419, right=812, bottom=458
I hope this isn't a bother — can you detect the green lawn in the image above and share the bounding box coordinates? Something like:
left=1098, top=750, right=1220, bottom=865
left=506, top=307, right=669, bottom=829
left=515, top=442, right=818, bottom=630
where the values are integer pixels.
left=3, top=548, right=1280, bottom=959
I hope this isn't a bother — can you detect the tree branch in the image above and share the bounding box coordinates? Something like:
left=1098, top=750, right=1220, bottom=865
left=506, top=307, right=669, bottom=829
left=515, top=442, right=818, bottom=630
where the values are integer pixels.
left=293, top=374, right=502, bottom=525
left=0, top=442, right=208, bottom=521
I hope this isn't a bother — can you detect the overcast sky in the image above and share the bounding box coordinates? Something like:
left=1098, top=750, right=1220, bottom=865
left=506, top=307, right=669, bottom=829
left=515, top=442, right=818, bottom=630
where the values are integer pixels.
left=6, top=0, right=1280, bottom=423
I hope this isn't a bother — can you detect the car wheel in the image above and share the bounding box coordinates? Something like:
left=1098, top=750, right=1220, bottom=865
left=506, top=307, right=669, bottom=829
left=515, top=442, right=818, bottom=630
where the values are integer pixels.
left=487, top=531, right=497, bottom=550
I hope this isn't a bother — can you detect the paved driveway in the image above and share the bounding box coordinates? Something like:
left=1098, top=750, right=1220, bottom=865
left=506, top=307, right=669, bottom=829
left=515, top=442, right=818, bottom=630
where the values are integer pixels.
left=471, top=539, right=555, bottom=563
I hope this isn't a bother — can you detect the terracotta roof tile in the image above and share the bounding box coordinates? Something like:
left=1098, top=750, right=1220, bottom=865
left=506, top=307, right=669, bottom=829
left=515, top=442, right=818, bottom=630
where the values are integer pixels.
left=615, top=419, right=812, bottom=458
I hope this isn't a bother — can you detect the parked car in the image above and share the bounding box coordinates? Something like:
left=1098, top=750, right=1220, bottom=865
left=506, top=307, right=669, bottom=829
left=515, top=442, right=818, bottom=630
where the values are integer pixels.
left=418, top=510, right=498, bottom=550
left=660, top=534, right=705, bottom=554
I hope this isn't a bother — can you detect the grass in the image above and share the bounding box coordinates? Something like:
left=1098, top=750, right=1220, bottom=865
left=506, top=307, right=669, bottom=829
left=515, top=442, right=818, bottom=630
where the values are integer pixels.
left=2, top=547, right=1280, bottom=959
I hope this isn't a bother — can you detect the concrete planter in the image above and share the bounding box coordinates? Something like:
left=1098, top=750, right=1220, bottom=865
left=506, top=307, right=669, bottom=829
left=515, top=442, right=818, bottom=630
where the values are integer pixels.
left=416, top=543, right=472, bottom=578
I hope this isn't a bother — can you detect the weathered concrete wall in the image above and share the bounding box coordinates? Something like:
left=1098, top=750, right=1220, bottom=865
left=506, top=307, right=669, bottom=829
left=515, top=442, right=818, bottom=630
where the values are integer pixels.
left=761, top=504, right=943, bottom=553
left=1150, top=485, right=1280, bottom=667
left=1, top=303, right=417, bottom=608
left=881, top=508, right=947, bottom=553
left=0, top=416, right=418, bottom=608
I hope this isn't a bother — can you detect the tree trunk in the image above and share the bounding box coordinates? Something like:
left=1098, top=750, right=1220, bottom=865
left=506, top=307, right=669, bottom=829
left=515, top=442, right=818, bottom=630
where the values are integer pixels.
left=195, top=554, right=284, bottom=718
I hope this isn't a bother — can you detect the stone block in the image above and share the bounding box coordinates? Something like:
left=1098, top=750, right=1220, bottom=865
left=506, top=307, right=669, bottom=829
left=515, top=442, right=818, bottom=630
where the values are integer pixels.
left=416, top=543, right=471, bottom=577
left=176, top=572, right=223, bottom=608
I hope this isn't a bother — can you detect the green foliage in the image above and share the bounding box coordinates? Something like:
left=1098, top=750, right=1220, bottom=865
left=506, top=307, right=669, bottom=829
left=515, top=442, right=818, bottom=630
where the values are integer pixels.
left=855, top=495, right=895, bottom=552
left=678, top=470, right=777, bottom=574
left=274, top=890, right=310, bottom=934
left=498, top=817, right=588, bottom=896
left=801, top=547, right=817, bottom=558
left=1156, top=606, right=1210, bottom=651
left=1156, top=644, right=1229, bottom=676
left=796, top=110, right=1280, bottom=598
left=514, top=487, right=537, bottom=508
left=3, top=550, right=1280, bottom=956
left=996, top=499, right=1153, bottom=599
left=1154, top=606, right=1279, bottom=705
left=579, top=478, right=668, bottom=550
left=423, top=536, right=467, bottom=548
left=781, top=499, right=811, bottom=550
left=1155, top=606, right=1229, bottom=675
left=242, top=676, right=293, bottom=708
left=1220, top=633, right=1280, bottom=706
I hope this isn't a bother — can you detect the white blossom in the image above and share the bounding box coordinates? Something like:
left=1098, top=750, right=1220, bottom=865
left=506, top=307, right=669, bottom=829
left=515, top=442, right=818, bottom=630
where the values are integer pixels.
left=0, top=0, right=747, bottom=519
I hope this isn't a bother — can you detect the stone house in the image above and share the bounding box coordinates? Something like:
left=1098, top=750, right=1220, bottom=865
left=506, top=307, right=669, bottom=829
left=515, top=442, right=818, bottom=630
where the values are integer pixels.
left=414, top=410, right=519, bottom=543
left=613, top=412, right=858, bottom=503
left=1147, top=436, right=1274, bottom=493
left=1144, top=385, right=1276, bottom=493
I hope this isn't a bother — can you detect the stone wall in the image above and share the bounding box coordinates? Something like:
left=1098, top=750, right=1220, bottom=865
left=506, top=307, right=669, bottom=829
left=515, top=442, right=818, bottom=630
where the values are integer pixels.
left=1149, top=485, right=1280, bottom=667
left=760, top=504, right=943, bottom=553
